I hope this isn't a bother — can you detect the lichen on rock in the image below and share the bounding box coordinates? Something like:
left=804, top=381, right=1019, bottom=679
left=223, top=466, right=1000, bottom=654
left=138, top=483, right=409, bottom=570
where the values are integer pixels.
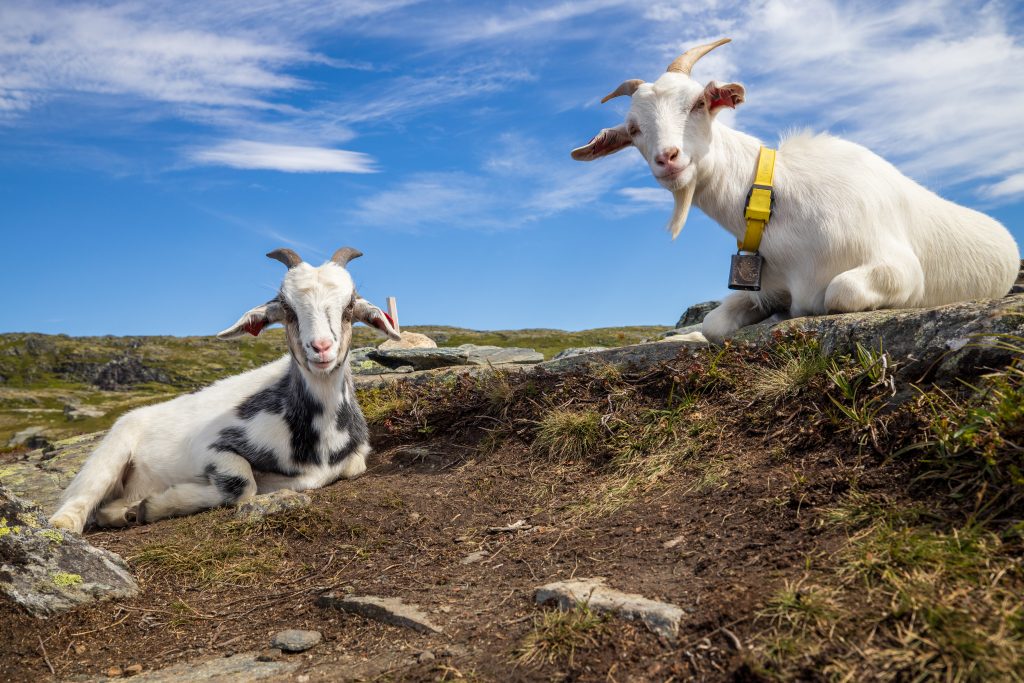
left=0, top=484, right=138, bottom=617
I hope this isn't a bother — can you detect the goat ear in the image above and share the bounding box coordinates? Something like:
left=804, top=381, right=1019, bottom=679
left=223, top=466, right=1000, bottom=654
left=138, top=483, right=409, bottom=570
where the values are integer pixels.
left=353, top=297, right=401, bottom=341
left=217, top=300, right=285, bottom=339
left=702, top=81, right=745, bottom=114
left=571, top=124, right=633, bottom=161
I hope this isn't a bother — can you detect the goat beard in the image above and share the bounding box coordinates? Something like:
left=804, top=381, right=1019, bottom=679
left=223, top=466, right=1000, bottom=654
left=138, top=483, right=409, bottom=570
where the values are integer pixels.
left=667, top=182, right=696, bottom=240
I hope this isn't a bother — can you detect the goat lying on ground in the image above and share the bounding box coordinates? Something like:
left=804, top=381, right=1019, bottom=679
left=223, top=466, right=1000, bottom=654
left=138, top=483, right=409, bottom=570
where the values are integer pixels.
left=50, top=247, right=399, bottom=533
left=572, top=38, right=1019, bottom=343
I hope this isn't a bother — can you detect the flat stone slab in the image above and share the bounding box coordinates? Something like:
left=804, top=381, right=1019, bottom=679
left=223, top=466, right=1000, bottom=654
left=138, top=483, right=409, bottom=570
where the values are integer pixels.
left=538, top=339, right=702, bottom=374
left=233, top=490, right=311, bottom=522
left=270, top=628, right=322, bottom=652
left=1, top=484, right=138, bottom=617
left=93, top=651, right=299, bottom=682
left=317, top=593, right=444, bottom=634
left=369, top=344, right=542, bottom=371
left=534, top=577, right=684, bottom=641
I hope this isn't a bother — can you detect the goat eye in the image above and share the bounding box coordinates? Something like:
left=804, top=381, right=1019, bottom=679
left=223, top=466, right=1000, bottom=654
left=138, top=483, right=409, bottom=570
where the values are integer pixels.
left=628, top=124, right=641, bottom=137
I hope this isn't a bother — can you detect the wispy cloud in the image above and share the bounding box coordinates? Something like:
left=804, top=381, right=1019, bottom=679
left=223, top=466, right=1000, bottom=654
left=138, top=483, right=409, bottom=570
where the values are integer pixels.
left=350, top=131, right=644, bottom=230
left=190, top=140, right=376, bottom=173
left=618, top=187, right=674, bottom=206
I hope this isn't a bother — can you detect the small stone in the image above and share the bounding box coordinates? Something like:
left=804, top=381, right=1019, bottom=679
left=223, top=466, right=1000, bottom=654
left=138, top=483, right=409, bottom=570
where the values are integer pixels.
left=460, top=550, right=488, bottom=565
left=234, top=490, right=312, bottom=522
left=408, top=512, right=421, bottom=523
left=123, top=664, right=143, bottom=676
left=418, top=650, right=435, bottom=664
left=74, top=644, right=86, bottom=655
left=105, top=666, right=122, bottom=678
left=270, top=629, right=322, bottom=653
left=256, top=648, right=284, bottom=662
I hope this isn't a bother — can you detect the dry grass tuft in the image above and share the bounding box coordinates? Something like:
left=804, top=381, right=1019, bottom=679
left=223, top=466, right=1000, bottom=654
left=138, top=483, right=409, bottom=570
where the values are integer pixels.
left=515, top=604, right=609, bottom=667
left=533, top=409, right=605, bottom=461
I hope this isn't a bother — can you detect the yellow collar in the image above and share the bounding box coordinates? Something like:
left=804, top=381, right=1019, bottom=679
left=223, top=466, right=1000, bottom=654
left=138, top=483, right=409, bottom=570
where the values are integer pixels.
left=739, top=146, right=776, bottom=253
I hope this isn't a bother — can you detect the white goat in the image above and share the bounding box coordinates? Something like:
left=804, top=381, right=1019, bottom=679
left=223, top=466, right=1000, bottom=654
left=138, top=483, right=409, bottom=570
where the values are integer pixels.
left=572, top=38, right=1019, bottom=343
left=50, top=247, right=400, bottom=533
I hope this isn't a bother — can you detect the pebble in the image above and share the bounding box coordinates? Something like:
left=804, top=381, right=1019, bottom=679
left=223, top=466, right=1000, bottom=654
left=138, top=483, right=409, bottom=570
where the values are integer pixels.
left=418, top=650, right=435, bottom=664
left=124, top=663, right=143, bottom=676
left=460, top=550, right=488, bottom=565
left=256, top=648, right=283, bottom=662
left=270, top=629, right=323, bottom=653
left=105, top=666, right=122, bottom=678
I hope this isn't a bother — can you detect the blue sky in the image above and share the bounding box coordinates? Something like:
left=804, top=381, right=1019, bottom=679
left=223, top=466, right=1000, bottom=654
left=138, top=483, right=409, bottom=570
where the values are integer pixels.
left=2, top=0, right=1022, bottom=336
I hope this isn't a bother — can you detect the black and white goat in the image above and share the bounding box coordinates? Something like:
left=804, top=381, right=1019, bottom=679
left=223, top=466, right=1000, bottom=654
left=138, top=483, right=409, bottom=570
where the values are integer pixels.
left=50, top=247, right=400, bottom=533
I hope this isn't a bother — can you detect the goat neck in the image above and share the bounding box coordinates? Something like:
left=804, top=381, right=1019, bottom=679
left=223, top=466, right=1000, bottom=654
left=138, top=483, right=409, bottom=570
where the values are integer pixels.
left=290, top=348, right=354, bottom=412
left=692, top=121, right=764, bottom=244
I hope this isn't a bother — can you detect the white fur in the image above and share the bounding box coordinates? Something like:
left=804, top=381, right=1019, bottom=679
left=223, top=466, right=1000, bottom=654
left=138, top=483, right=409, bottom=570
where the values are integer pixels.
left=50, top=256, right=399, bottom=533
left=575, top=60, right=1020, bottom=343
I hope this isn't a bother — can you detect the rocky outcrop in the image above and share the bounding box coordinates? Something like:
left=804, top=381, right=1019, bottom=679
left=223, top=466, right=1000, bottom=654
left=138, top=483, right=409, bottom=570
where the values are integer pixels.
left=733, top=294, right=1024, bottom=381
left=93, top=356, right=170, bottom=390
left=0, top=484, right=138, bottom=617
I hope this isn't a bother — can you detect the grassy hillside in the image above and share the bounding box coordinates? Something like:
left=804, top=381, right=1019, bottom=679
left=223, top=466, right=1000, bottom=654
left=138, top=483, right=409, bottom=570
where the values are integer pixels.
left=0, top=325, right=668, bottom=446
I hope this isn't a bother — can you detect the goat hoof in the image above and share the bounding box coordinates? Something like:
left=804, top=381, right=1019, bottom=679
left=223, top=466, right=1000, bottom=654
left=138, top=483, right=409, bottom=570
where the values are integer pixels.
left=125, top=501, right=146, bottom=525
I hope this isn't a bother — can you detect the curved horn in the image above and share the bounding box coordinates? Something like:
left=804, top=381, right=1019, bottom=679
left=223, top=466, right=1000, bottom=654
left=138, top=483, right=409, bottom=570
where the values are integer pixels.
left=600, top=79, right=644, bottom=104
left=331, top=246, right=363, bottom=267
left=666, top=37, right=731, bottom=75
left=267, top=248, right=303, bottom=268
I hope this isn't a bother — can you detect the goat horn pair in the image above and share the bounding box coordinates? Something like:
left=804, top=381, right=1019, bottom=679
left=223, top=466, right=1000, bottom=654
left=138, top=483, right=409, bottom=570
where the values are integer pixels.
left=266, top=246, right=363, bottom=269
left=600, top=38, right=731, bottom=104
left=666, top=37, right=731, bottom=75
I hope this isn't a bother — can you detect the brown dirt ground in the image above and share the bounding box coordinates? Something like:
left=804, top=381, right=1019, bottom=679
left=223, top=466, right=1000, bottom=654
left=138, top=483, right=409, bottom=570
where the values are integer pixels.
left=1, top=359, right=917, bottom=683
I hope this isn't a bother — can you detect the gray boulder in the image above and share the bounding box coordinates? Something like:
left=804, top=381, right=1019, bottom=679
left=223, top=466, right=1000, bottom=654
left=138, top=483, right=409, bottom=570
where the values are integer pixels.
left=0, top=484, right=138, bottom=617
left=675, top=300, right=720, bottom=328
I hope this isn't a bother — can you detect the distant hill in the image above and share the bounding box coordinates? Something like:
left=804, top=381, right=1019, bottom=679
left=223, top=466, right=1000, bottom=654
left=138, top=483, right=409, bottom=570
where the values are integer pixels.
left=0, top=325, right=669, bottom=446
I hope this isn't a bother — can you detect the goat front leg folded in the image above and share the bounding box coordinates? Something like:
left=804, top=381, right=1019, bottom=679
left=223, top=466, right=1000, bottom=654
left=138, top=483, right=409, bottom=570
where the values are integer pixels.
left=701, top=291, right=777, bottom=344
left=135, top=453, right=258, bottom=524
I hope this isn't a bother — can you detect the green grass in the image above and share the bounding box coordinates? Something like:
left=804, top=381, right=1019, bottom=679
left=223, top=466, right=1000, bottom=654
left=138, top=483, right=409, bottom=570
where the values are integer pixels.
left=515, top=604, right=609, bottom=667
left=533, top=409, right=605, bottom=461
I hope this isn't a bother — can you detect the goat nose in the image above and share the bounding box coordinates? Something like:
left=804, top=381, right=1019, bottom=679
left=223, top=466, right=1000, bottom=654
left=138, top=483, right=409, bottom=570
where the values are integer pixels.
left=310, top=339, right=332, bottom=354
left=655, top=147, right=680, bottom=166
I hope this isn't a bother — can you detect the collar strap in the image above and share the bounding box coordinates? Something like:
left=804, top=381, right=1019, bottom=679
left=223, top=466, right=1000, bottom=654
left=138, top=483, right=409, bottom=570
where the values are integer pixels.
left=739, top=146, right=777, bottom=253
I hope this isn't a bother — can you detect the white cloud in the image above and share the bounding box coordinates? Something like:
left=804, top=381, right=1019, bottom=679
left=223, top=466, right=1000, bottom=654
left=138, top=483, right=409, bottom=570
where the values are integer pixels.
left=618, top=187, right=674, bottom=206
left=980, top=173, right=1024, bottom=200
left=349, top=172, right=500, bottom=229
left=190, top=140, right=376, bottom=173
